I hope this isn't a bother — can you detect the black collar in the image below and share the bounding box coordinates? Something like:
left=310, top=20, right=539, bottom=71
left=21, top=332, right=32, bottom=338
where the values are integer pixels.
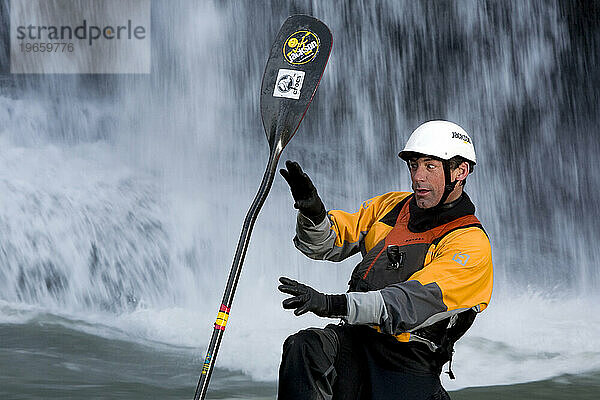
left=408, top=193, right=476, bottom=233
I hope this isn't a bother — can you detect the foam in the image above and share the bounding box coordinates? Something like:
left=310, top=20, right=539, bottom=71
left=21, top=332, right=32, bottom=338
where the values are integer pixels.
left=4, top=287, right=598, bottom=389
left=101, top=291, right=600, bottom=386
left=443, top=292, right=600, bottom=390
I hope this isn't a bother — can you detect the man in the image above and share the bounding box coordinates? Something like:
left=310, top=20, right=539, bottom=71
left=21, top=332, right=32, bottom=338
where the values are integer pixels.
left=277, top=120, right=493, bottom=400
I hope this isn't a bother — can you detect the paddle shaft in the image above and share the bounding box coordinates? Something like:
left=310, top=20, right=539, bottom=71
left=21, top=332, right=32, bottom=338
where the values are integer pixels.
left=193, top=15, right=332, bottom=399
left=193, top=146, right=282, bottom=400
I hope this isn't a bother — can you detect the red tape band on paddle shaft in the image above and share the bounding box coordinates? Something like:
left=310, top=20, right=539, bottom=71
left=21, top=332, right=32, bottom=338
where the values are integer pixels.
left=214, top=304, right=230, bottom=331
left=220, top=304, right=231, bottom=313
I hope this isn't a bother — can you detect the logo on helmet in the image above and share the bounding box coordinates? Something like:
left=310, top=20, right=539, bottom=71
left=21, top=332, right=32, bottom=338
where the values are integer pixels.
left=451, top=131, right=471, bottom=144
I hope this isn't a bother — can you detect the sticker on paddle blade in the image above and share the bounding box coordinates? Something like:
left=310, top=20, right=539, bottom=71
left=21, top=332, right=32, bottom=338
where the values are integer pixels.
left=283, top=30, right=320, bottom=65
left=273, top=69, right=305, bottom=99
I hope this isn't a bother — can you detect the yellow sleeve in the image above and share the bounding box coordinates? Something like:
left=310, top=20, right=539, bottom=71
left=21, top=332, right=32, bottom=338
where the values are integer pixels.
left=410, top=227, right=493, bottom=312
left=294, top=192, right=411, bottom=261
left=328, top=191, right=411, bottom=249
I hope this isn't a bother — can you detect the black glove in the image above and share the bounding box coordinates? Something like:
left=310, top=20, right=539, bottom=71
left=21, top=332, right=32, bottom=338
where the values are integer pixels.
left=278, top=277, right=347, bottom=318
left=279, top=160, right=326, bottom=224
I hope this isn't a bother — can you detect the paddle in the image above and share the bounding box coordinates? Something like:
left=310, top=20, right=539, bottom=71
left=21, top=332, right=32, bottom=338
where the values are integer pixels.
left=193, top=15, right=332, bottom=400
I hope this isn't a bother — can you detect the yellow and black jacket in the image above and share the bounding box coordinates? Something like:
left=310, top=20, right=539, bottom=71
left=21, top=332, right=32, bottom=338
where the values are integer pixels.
left=294, top=191, right=493, bottom=373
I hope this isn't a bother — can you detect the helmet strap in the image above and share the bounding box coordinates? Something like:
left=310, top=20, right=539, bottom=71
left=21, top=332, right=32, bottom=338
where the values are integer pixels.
left=435, top=161, right=458, bottom=209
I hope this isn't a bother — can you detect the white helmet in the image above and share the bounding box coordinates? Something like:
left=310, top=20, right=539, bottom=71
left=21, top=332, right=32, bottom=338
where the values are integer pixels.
left=398, top=120, right=476, bottom=164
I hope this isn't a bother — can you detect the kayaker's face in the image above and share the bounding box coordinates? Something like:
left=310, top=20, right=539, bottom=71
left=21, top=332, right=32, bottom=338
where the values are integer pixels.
left=408, top=157, right=446, bottom=209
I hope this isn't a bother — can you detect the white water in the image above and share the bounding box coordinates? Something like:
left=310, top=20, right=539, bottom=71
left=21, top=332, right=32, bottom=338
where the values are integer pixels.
left=1, top=0, right=599, bottom=392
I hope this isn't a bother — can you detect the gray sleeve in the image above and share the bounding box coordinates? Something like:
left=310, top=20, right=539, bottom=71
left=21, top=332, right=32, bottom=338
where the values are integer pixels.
left=343, top=281, right=448, bottom=335
left=344, top=291, right=388, bottom=325
left=293, top=212, right=361, bottom=262
left=378, top=281, right=448, bottom=333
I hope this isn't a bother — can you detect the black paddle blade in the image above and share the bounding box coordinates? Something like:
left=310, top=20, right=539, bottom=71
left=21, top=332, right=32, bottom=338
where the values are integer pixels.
left=260, top=15, right=332, bottom=152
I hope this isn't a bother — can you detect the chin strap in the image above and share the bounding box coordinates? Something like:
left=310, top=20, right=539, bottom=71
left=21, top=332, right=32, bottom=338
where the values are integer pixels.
left=434, top=160, right=458, bottom=209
